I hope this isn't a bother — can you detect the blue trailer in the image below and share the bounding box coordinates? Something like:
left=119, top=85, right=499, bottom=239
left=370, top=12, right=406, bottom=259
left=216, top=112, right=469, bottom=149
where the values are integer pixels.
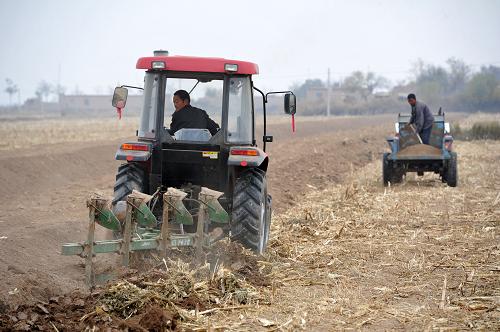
left=383, top=113, right=457, bottom=187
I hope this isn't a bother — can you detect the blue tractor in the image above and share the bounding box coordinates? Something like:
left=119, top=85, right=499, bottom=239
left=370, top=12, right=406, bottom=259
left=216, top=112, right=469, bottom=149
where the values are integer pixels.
left=383, top=112, right=457, bottom=187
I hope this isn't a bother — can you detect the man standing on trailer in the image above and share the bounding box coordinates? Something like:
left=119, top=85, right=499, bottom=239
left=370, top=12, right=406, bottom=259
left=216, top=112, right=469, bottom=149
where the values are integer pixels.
left=407, top=93, right=434, bottom=145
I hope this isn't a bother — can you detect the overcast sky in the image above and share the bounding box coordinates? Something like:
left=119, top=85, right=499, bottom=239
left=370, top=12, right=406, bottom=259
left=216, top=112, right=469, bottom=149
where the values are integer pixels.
left=1, top=0, right=499, bottom=105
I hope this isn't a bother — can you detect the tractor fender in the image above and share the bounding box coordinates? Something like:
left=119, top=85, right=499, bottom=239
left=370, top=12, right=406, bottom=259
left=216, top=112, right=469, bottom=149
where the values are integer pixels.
left=115, top=142, right=152, bottom=162
left=228, top=146, right=269, bottom=171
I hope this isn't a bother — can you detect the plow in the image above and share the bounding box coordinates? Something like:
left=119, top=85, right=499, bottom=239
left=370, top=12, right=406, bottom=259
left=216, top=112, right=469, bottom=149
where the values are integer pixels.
left=62, top=188, right=229, bottom=287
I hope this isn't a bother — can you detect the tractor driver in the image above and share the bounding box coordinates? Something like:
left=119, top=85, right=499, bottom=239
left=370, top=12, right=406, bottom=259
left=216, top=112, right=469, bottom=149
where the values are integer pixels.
left=407, top=93, right=434, bottom=145
left=168, top=90, right=220, bottom=135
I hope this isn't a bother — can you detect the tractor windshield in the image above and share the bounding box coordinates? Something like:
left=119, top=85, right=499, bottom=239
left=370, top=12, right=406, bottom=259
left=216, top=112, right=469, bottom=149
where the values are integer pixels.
left=164, top=77, right=223, bottom=133
left=227, top=76, right=253, bottom=143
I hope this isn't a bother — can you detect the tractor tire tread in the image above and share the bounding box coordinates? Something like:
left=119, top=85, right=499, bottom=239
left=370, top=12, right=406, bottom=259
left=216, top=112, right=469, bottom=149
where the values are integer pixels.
left=113, top=163, right=146, bottom=205
left=231, top=168, right=269, bottom=252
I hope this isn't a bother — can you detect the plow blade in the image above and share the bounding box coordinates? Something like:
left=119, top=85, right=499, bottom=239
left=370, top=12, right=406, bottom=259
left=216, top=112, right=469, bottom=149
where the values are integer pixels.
left=200, top=187, right=229, bottom=224
left=89, top=197, right=121, bottom=231
left=165, top=187, right=193, bottom=225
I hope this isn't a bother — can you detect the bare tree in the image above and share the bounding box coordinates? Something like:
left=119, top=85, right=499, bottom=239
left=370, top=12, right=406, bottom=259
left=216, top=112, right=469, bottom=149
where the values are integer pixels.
left=73, top=85, right=83, bottom=95
left=343, top=71, right=389, bottom=98
left=365, top=72, right=389, bottom=94
left=36, top=80, right=53, bottom=102
left=35, top=80, right=53, bottom=112
left=4, top=78, right=19, bottom=105
left=55, top=84, right=66, bottom=95
left=343, top=71, right=365, bottom=93
left=446, top=57, right=470, bottom=93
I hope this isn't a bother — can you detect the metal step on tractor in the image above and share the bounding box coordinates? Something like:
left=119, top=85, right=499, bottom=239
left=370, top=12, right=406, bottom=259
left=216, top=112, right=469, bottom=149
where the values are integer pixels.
left=62, top=50, right=296, bottom=286
left=383, top=110, right=457, bottom=187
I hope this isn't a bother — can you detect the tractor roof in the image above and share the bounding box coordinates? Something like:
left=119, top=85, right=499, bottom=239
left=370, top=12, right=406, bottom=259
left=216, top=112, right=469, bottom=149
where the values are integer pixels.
left=136, top=55, right=259, bottom=75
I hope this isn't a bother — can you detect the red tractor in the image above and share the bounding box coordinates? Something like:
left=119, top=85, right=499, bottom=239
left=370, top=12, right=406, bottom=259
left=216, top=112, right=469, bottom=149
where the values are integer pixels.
left=110, top=50, right=296, bottom=254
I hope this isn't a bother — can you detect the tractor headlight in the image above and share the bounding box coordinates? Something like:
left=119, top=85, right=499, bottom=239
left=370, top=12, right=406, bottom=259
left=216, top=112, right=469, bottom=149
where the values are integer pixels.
left=151, top=61, right=166, bottom=69
left=224, top=63, right=238, bottom=72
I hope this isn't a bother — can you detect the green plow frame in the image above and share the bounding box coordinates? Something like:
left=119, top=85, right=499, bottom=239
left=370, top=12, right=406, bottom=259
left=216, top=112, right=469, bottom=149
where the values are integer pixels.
left=61, top=187, right=229, bottom=287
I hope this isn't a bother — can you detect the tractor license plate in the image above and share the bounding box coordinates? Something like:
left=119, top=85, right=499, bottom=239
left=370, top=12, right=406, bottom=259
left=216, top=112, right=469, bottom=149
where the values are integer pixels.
left=202, top=151, right=218, bottom=159
left=171, top=237, right=193, bottom=247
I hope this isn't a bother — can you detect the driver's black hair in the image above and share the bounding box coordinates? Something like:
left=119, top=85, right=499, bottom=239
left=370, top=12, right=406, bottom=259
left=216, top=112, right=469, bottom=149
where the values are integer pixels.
left=174, top=90, right=190, bottom=103
left=407, top=93, right=416, bottom=100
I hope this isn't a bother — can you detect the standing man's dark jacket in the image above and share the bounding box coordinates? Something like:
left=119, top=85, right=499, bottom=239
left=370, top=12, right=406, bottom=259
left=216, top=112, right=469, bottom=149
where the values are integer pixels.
left=169, top=105, right=219, bottom=135
left=409, top=101, right=434, bottom=133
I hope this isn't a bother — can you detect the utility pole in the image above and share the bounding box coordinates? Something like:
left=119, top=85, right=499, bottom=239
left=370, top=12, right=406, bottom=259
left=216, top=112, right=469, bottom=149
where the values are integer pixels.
left=58, top=63, right=62, bottom=115
left=326, top=68, right=331, bottom=117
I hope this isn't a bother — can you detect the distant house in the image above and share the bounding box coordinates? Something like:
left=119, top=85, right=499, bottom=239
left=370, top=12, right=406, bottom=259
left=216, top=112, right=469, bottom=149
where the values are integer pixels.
left=398, top=93, right=409, bottom=101
left=305, top=87, right=348, bottom=102
left=374, top=91, right=390, bottom=98
left=59, top=94, right=143, bottom=115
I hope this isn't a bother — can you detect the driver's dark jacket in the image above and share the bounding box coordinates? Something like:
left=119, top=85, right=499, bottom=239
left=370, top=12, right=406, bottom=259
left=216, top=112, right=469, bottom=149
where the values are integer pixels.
left=169, top=105, right=219, bottom=135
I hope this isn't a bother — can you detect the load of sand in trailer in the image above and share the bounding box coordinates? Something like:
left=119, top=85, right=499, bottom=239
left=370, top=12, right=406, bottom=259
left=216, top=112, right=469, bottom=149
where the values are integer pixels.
left=397, top=143, right=442, bottom=157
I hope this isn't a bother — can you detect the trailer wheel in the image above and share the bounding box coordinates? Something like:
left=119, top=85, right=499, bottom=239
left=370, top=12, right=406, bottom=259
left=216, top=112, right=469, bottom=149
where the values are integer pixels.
left=441, top=172, right=447, bottom=183
left=231, top=168, right=270, bottom=254
left=113, top=163, right=147, bottom=205
left=383, top=153, right=404, bottom=185
left=382, top=153, right=391, bottom=186
left=446, top=152, right=458, bottom=187
left=391, top=169, right=404, bottom=184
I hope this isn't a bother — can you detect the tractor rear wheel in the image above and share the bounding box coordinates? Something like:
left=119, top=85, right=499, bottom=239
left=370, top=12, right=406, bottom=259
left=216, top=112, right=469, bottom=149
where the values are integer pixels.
left=108, top=163, right=151, bottom=249
left=446, top=152, right=458, bottom=187
left=110, top=163, right=147, bottom=238
left=113, top=163, right=147, bottom=205
left=231, top=168, right=271, bottom=254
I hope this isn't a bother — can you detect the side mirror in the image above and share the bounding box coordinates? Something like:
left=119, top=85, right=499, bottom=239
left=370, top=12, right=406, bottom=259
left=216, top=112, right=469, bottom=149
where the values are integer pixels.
left=284, top=93, right=296, bottom=115
left=112, top=87, right=128, bottom=108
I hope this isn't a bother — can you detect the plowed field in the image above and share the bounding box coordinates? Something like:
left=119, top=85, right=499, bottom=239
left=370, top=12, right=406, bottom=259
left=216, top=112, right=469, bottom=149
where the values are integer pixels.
left=2, top=113, right=498, bottom=331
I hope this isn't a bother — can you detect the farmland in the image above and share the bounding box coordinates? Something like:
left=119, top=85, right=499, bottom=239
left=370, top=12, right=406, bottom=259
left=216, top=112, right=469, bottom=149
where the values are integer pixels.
left=0, top=113, right=498, bottom=330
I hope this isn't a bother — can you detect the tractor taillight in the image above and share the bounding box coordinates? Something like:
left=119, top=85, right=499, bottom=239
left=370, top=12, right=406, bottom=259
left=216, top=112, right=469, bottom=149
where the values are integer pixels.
left=231, top=149, right=259, bottom=156
left=121, top=143, right=150, bottom=151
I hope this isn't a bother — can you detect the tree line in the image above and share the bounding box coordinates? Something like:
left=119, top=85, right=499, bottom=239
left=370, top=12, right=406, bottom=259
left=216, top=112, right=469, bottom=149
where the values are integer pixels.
left=4, top=58, right=499, bottom=115
left=290, top=58, right=500, bottom=115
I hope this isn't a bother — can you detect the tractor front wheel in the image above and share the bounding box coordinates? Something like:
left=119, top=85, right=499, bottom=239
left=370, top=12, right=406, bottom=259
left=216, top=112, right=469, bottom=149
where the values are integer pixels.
left=231, top=168, right=271, bottom=254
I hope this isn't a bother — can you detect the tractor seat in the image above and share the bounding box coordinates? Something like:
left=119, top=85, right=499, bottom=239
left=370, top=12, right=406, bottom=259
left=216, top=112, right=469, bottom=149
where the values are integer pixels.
left=174, top=128, right=212, bottom=142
